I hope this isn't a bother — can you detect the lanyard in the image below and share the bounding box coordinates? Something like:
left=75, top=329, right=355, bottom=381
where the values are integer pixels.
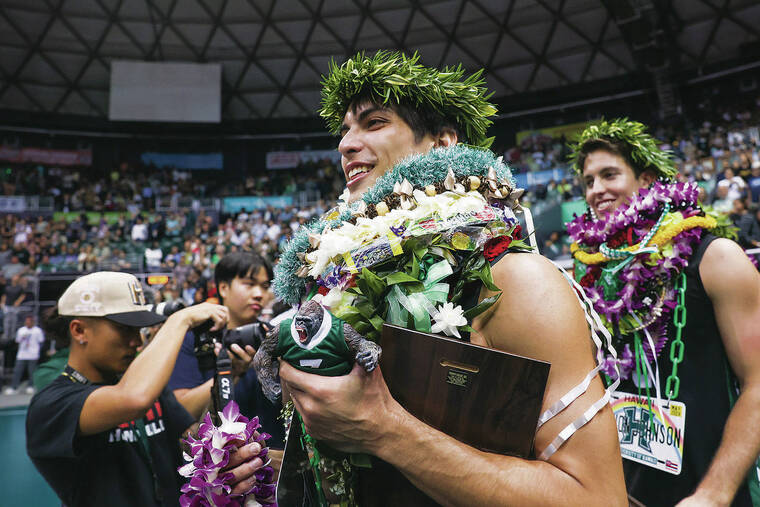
left=62, top=365, right=164, bottom=504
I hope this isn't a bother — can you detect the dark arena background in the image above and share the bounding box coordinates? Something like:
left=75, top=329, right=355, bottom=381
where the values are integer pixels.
left=1, top=0, right=759, bottom=505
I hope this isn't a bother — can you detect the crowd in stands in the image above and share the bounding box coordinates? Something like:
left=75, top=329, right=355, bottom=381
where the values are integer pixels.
left=0, top=201, right=328, bottom=318
left=1, top=155, right=346, bottom=213
left=2, top=95, right=760, bottom=390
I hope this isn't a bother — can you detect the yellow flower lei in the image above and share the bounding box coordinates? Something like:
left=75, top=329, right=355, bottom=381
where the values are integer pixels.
left=570, top=214, right=717, bottom=265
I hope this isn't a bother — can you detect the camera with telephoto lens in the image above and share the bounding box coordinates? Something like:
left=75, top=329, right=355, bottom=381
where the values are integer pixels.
left=150, top=300, right=187, bottom=317
left=193, top=320, right=269, bottom=371
left=150, top=298, right=268, bottom=371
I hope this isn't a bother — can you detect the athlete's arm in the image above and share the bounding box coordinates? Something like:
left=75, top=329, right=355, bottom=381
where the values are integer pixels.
left=679, top=238, right=760, bottom=505
left=281, top=253, right=626, bottom=506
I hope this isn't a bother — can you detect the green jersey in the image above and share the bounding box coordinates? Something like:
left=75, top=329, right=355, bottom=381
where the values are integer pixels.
left=276, top=310, right=352, bottom=376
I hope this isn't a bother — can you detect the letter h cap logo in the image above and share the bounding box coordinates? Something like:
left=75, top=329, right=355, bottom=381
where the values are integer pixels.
left=129, top=281, right=146, bottom=306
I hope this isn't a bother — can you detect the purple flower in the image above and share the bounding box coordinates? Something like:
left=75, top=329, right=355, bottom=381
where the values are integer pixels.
left=567, top=181, right=702, bottom=246
left=603, top=343, right=634, bottom=379
left=179, top=401, right=277, bottom=507
left=568, top=181, right=708, bottom=378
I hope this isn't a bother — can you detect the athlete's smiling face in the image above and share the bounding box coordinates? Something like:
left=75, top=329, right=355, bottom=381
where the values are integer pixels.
left=582, top=150, right=655, bottom=217
left=338, top=102, right=440, bottom=203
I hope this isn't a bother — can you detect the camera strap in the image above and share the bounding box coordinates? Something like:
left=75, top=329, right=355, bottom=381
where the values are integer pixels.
left=62, top=365, right=163, bottom=504
left=211, top=347, right=235, bottom=424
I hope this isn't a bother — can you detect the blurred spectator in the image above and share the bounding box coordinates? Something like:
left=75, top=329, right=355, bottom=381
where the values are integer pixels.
left=542, top=231, right=563, bottom=260
left=748, top=208, right=760, bottom=249
left=93, top=239, right=112, bottom=265
left=144, top=241, right=163, bottom=271
left=717, top=167, right=747, bottom=202
left=2, top=254, right=26, bottom=279
left=731, top=200, right=755, bottom=248
left=748, top=163, right=760, bottom=207
left=2, top=274, right=27, bottom=340
left=36, top=255, right=56, bottom=274
left=76, top=244, right=96, bottom=272
left=712, top=185, right=735, bottom=213
left=3, top=314, right=44, bottom=395
left=130, top=215, right=148, bottom=242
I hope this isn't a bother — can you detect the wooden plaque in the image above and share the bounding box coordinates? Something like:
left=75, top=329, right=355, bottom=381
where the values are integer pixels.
left=357, top=324, right=550, bottom=506
left=276, top=324, right=550, bottom=506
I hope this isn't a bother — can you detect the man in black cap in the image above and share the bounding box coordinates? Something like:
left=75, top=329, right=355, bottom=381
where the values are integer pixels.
left=26, top=271, right=267, bottom=507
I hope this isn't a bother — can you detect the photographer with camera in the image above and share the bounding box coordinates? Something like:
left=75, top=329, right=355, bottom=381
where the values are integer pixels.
left=26, top=272, right=268, bottom=507
left=168, top=252, right=286, bottom=448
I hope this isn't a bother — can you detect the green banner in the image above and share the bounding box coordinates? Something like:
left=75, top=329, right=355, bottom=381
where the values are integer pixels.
left=53, top=211, right=133, bottom=224
left=561, top=200, right=587, bottom=225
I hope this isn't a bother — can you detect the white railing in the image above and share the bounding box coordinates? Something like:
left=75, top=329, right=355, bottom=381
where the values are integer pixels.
left=0, top=196, right=54, bottom=212
left=155, top=196, right=220, bottom=212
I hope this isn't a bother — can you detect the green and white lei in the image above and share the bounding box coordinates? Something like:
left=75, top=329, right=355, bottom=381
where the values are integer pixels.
left=273, top=145, right=531, bottom=342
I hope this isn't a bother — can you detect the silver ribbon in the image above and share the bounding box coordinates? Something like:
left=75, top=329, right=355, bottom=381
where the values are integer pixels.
left=536, top=262, right=621, bottom=461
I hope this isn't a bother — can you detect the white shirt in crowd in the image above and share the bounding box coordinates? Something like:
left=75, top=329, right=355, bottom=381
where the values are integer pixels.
left=718, top=176, right=747, bottom=201
left=16, top=325, right=45, bottom=361
left=266, top=223, right=281, bottom=241
left=145, top=247, right=163, bottom=268
left=131, top=223, right=149, bottom=241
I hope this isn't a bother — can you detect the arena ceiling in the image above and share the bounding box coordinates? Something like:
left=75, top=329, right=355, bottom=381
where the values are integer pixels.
left=0, top=0, right=758, bottom=122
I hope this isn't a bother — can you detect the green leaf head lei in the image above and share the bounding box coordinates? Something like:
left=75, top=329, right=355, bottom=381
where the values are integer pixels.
left=568, top=118, right=678, bottom=181
left=319, top=50, right=498, bottom=149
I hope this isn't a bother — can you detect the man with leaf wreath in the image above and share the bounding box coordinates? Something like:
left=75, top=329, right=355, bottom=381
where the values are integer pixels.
left=567, top=119, right=760, bottom=506
left=263, top=51, right=626, bottom=505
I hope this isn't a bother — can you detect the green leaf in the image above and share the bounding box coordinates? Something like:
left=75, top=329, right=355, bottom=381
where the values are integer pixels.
left=353, top=321, right=371, bottom=335
left=369, top=315, right=385, bottom=331
left=407, top=255, right=420, bottom=280
left=334, top=305, right=361, bottom=321
left=463, top=292, right=501, bottom=320
left=384, top=272, right=421, bottom=285
left=477, top=261, right=500, bottom=292
left=355, top=300, right=376, bottom=320
left=345, top=287, right=363, bottom=296
left=362, top=267, right=387, bottom=293
left=449, top=287, right=464, bottom=305
left=356, top=267, right=387, bottom=306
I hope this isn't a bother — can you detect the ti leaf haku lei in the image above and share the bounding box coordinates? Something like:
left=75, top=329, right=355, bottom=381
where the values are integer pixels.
left=568, top=118, right=678, bottom=181
left=567, top=181, right=719, bottom=380
left=320, top=51, right=497, bottom=149
left=178, top=401, right=276, bottom=507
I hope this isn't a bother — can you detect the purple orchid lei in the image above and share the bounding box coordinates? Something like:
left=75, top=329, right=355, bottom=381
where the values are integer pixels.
left=567, top=182, right=707, bottom=380
left=567, top=181, right=702, bottom=246
left=178, top=401, right=276, bottom=507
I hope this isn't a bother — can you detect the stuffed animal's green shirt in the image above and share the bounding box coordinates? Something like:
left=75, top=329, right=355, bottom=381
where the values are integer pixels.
left=275, top=311, right=352, bottom=376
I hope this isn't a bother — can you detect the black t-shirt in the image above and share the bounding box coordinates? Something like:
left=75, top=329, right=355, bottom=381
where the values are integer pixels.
left=3, top=283, right=24, bottom=304
left=622, top=235, right=752, bottom=506
left=13, top=248, right=30, bottom=265
left=26, top=375, right=195, bottom=507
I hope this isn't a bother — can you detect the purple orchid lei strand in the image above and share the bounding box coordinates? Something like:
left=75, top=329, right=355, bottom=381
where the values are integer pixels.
left=567, top=181, right=701, bottom=246
left=569, top=182, right=707, bottom=380
left=178, top=401, right=276, bottom=507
